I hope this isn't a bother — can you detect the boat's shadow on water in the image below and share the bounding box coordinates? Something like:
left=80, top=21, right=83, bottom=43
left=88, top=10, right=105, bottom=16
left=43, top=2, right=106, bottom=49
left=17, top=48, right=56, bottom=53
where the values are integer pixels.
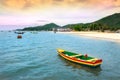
left=58, top=55, right=102, bottom=76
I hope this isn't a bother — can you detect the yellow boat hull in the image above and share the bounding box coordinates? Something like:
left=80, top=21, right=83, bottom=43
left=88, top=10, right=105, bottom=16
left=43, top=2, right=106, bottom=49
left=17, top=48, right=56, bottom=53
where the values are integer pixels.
left=57, top=49, right=102, bottom=67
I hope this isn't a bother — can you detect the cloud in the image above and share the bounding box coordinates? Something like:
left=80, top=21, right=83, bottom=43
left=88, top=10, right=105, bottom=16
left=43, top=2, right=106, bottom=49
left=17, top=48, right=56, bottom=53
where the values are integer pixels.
left=22, top=0, right=32, bottom=9
left=1, top=0, right=25, bottom=9
left=0, top=0, right=120, bottom=11
left=0, top=0, right=120, bottom=25
left=53, top=0, right=64, bottom=2
left=36, top=20, right=48, bottom=22
left=114, top=0, right=120, bottom=6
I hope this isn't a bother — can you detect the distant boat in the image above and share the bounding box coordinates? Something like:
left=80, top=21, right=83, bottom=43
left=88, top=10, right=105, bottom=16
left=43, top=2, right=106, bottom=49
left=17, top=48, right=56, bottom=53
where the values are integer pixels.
left=57, top=49, right=102, bottom=67
left=53, top=28, right=57, bottom=33
left=31, top=31, right=38, bottom=34
left=54, top=30, right=57, bottom=33
left=17, top=35, right=22, bottom=39
left=14, top=31, right=25, bottom=34
left=8, top=31, right=11, bottom=32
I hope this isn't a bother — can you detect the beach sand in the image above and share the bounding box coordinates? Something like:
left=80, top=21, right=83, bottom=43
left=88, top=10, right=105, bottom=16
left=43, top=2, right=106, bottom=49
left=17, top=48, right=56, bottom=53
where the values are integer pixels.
left=58, top=31, right=120, bottom=42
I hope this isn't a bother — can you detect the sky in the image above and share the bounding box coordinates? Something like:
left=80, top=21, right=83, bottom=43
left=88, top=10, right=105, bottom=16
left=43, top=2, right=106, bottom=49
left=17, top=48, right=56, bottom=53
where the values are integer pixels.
left=0, top=0, right=120, bottom=30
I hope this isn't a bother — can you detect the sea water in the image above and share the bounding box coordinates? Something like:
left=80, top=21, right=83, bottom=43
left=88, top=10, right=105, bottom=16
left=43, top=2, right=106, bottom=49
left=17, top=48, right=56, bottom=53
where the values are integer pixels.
left=0, top=31, right=120, bottom=80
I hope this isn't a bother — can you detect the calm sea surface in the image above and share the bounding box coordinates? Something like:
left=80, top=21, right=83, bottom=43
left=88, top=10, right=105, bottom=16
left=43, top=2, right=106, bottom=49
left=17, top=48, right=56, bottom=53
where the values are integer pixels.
left=0, top=31, right=120, bottom=80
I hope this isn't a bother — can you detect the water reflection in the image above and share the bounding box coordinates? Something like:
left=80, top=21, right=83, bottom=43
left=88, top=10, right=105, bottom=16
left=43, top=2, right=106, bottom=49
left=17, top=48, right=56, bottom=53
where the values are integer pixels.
left=58, top=55, right=102, bottom=76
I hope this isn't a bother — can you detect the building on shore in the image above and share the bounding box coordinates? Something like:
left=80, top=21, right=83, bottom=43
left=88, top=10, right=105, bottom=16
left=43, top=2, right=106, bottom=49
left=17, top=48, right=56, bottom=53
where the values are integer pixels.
left=53, top=28, right=72, bottom=32
left=116, top=30, right=120, bottom=33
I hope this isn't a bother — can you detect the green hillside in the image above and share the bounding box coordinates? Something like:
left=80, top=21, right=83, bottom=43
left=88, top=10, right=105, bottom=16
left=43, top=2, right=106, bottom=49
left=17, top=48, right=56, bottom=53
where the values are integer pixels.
left=22, top=23, right=60, bottom=31
left=22, top=13, right=120, bottom=31
left=96, top=13, right=120, bottom=28
left=64, top=13, right=120, bottom=31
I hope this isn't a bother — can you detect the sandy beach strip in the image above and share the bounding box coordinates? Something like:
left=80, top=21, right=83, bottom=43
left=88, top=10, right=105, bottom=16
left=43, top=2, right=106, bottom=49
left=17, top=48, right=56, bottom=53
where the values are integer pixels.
left=58, top=31, right=120, bottom=42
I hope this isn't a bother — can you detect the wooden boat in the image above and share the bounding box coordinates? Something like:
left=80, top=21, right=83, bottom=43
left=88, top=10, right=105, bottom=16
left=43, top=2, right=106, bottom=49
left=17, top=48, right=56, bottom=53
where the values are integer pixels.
left=14, top=31, right=25, bottom=34
left=30, top=31, right=38, bottom=34
left=57, top=49, right=102, bottom=67
left=17, top=35, right=22, bottom=39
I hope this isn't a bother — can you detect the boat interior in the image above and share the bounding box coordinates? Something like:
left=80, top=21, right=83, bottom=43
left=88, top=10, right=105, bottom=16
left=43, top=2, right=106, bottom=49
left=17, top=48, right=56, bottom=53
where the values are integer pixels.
left=63, top=51, right=94, bottom=60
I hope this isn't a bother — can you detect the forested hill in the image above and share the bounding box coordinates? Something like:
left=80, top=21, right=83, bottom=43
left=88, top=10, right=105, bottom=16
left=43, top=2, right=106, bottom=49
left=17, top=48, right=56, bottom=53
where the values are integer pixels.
left=22, top=13, right=120, bottom=31
left=95, top=13, right=120, bottom=28
left=63, top=13, right=120, bottom=31
left=22, top=23, right=60, bottom=31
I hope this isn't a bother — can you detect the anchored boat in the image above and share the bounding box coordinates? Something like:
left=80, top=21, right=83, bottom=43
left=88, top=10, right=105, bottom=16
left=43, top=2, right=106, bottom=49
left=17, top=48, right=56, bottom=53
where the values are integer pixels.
left=14, top=31, right=25, bottom=34
left=57, top=49, right=102, bottom=67
left=17, top=35, right=22, bottom=39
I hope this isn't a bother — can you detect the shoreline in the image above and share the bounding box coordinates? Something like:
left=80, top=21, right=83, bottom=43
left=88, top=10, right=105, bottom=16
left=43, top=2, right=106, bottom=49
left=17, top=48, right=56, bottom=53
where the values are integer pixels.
left=58, top=31, right=120, bottom=43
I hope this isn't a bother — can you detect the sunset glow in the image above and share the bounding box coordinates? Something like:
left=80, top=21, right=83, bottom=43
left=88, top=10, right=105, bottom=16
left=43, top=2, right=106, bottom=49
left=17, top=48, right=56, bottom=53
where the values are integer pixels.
left=0, top=0, right=120, bottom=30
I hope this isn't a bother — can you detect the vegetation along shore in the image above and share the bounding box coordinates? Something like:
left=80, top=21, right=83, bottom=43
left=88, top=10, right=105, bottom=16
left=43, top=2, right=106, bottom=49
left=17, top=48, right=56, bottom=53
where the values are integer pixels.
left=21, top=13, right=120, bottom=33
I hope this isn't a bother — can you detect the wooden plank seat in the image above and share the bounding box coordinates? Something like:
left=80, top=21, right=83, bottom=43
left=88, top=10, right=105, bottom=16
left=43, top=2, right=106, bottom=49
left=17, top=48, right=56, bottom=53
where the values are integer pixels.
left=69, top=54, right=82, bottom=57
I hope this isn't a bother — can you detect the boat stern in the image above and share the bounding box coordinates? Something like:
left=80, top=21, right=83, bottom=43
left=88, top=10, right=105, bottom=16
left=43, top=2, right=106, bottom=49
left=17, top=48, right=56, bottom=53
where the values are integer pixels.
left=92, top=59, right=102, bottom=67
